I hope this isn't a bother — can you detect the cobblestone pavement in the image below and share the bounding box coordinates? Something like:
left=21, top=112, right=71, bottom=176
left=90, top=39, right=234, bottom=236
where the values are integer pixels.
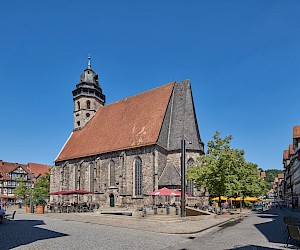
left=164, top=207, right=300, bottom=250
left=1, top=213, right=188, bottom=250
left=1, top=206, right=298, bottom=249
left=3, top=205, right=248, bottom=234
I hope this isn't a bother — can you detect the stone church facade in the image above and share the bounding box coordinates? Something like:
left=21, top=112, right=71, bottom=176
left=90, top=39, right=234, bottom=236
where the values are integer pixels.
left=50, top=58, right=204, bottom=207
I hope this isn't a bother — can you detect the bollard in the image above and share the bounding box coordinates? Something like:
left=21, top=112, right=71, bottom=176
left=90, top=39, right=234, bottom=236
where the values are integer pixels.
left=175, top=206, right=179, bottom=215
left=142, top=207, right=147, bottom=216
left=154, top=206, right=157, bottom=214
left=166, top=206, right=170, bottom=215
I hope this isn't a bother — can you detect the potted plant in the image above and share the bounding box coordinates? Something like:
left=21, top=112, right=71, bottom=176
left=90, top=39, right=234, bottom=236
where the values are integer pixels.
left=13, top=178, right=30, bottom=212
left=33, top=171, right=50, bottom=214
left=25, top=198, right=31, bottom=213
left=36, top=199, right=47, bottom=214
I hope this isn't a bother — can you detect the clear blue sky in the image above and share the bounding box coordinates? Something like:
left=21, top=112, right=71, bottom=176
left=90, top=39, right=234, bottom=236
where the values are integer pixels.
left=0, top=1, right=299, bottom=170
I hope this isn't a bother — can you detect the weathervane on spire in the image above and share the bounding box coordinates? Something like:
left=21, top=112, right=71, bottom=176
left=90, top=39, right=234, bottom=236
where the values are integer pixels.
left=87, top=54, right=91, bottom=69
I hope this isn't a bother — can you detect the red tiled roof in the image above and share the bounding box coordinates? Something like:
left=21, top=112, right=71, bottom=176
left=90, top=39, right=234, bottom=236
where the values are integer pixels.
left=0, top=161, right=51, bottom=180
left=293, top=125, right=300, bottom=139
left=0, top=161, right=28, bottom=180
left=289, top=144, right=295, bottom=155
left=283, top=150, right=289, bottom=160
left=278, top=173, right=284, bottom=179
left=27, top=163, right=51, bottom=177
left=56, top=82, right=175, bottom=162
left=260, top=172, right=266, bottom=178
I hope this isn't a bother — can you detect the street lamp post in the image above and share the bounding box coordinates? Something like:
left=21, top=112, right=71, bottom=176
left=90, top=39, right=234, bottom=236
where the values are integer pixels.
left=28, top=172, right=34, bottom=213
left=29, top=183, right=33, bottom=213
left=181, top=139, right=186, bottom=217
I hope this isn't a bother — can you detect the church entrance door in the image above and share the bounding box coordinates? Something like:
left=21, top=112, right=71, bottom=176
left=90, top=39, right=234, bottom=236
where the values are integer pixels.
left=109, top=193, right=115, bottom=207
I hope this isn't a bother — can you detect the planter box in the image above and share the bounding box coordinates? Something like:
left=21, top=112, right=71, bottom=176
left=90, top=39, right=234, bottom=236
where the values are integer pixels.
left=25, top=205, right=30, bottom=213
left=36, top=205, right=45, bottom=214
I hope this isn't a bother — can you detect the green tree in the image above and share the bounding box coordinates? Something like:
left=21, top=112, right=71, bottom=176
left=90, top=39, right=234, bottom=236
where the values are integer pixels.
left=264, top=169, right=283, bottom=190
left=187, top=131, right=265, bottom=207
left=238, top=162, right=267, bottom=199
left=33, top=171, right=50, bottom=205
left=13, top=178, right=29, bottom=200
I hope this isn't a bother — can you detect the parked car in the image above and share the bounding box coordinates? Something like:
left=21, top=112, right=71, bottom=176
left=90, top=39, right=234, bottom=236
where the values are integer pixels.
left=252, top=204, right=263, bottom=211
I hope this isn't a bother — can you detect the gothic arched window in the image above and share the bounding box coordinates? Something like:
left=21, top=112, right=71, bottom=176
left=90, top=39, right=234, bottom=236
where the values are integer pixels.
left=86, top=100, right=91, bottom=109
left=77, top=101, right=80, bottom=110
left=187, top=158, right=195, bottom=196
left=134, top=157, right=142, bottom=196
left=109, top=160, right=115, bottom=187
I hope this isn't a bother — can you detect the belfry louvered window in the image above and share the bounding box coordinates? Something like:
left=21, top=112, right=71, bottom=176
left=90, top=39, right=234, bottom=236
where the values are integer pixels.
left=187, top=158, right=195, bottom=196
left=110, top=160, right=115, bottom=187
left=86, top=100, right=91, bottom=109
left=135, top=157, right=142, bottom=196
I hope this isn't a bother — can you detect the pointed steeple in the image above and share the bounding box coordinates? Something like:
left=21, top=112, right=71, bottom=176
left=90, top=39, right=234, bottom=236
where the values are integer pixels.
left=72, top=57, right=106, bottom=130
left=87, top=54, right=91, bottom=69
left=79, top=54, right=99, bottom=85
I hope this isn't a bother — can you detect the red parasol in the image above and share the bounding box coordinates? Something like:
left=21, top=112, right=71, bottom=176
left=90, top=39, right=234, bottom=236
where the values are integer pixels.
left=50, top=190, right=72, bottom=195
left=148, top=187, right=177, bottom=196
left=173, top=189, right=190, bottom=197
left=0, top=194, right=11, bottom=199
left=50, top=190, right=93, bottom=195
left=71, top=190, right=93, bottom=194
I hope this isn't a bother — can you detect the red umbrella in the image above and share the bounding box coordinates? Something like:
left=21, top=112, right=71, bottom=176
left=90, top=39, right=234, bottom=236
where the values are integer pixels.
left=71, top=190, right=93, bottom=194
left=148, top=187, right=177, bottom=196
left=50, top=190, right=93, bottom=195
left=50, top=190, right=72, bottom=195
left=0, top=194, right=11, bottom=199
left=173, top=189, right=190, bottom=197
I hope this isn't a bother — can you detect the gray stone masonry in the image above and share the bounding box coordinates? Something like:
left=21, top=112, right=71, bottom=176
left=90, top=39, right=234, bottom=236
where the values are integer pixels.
left=51, top=80, right=204, bottom=208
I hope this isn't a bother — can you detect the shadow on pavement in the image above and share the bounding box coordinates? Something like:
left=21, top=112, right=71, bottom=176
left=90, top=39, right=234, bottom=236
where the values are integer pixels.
left=0, top=219, right=68, bottom=250
left=229, top=245, right=282, bottom=249
left=256, top=215, right=278, bottom=219
left=253, top=208, right=289, bottom=247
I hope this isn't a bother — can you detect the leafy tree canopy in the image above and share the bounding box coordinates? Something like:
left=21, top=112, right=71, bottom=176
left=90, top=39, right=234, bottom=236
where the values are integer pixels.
left=13, top=171, right=50, bottom=205
left=264, top=169, right=283, bottom=190
left=187, top=131, right=266, bottom=204
left=13, top=178, right=29, bottom=199
left=33, top=171, right=50, bottom=203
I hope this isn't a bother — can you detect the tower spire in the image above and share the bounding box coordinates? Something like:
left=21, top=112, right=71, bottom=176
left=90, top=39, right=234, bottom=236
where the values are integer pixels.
left=87, top=54, right=91, bottom=69
left=73, top=56, right=105, bottom=130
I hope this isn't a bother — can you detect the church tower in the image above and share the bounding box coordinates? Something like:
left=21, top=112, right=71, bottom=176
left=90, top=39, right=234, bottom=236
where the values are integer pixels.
left=72, top=56, right=105, bottom=130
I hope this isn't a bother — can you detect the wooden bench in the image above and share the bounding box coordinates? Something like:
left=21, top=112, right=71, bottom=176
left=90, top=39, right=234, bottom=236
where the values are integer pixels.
left=5, top=211, right=16, bottom=220
left=286, top=224, right=300, bottom=248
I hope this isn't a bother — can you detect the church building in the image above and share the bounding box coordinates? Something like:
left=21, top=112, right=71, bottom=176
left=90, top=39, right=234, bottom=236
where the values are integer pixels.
left=50, top=57, right=204, bottom=207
